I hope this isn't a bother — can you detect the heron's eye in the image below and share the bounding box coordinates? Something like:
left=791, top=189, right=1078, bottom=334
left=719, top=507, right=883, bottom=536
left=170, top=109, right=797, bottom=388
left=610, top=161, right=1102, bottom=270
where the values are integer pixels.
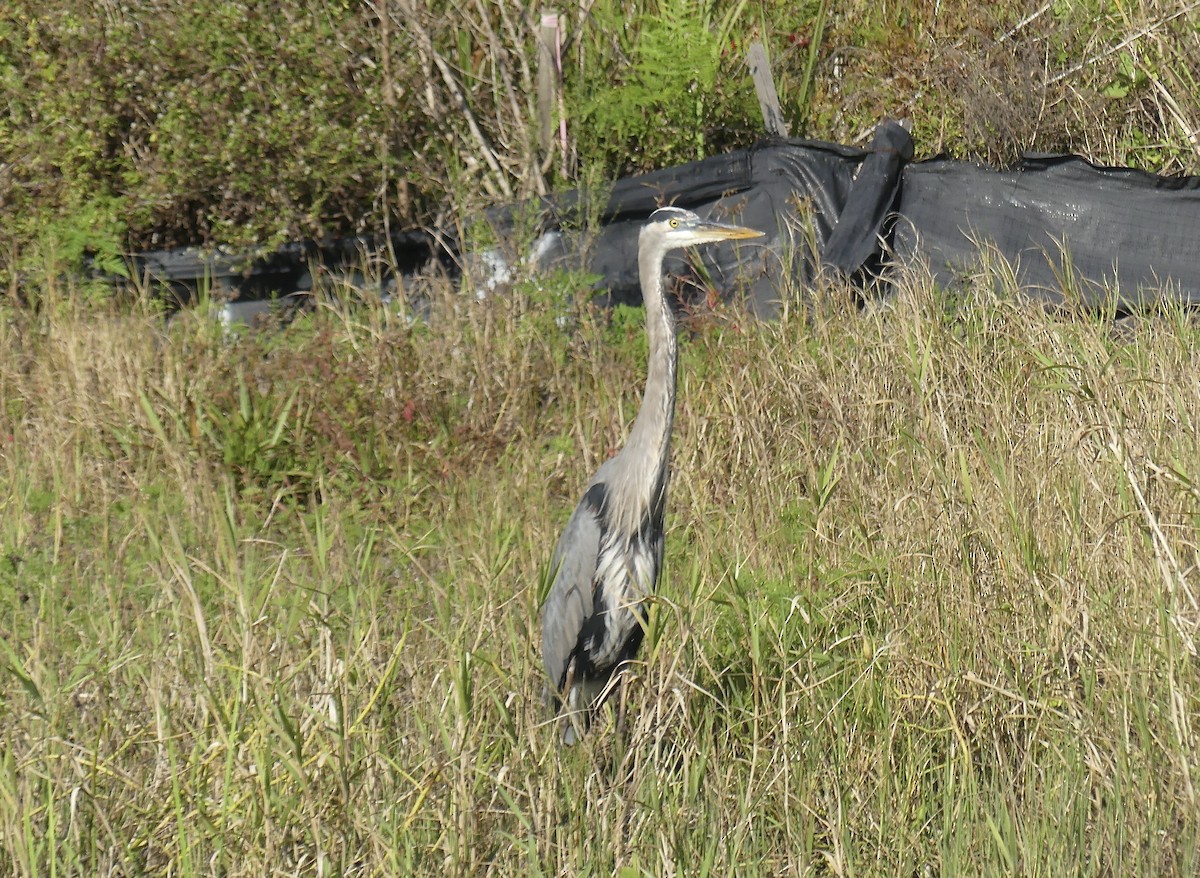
left=669, top=218, right=679, bottom=228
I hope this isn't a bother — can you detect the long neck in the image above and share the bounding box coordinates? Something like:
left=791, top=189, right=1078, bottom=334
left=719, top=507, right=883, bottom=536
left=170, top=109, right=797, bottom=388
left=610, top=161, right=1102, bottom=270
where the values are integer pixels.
left=616, top=237, right=678, bottom=513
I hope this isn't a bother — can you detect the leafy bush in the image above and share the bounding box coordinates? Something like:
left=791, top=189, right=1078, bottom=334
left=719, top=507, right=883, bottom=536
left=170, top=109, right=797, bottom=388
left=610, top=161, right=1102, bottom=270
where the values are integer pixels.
left=1, top=1, right=397, bottom=269
left=567, top=0, right=761, bottom=174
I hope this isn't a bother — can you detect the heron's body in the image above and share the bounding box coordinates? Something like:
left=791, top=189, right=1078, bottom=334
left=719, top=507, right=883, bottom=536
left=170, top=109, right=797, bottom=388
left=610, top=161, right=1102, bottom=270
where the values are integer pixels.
left=540, top=207, right=763, bottom=743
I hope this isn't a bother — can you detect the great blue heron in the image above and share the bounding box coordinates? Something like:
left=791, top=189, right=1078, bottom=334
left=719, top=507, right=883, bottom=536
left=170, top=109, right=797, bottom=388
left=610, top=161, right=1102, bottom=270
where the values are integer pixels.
left=540, top=206, right=765, bottom=744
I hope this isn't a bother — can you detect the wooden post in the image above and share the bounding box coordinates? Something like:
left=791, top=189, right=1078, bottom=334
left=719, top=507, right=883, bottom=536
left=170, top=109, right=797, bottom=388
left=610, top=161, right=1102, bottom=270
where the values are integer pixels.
left=536, top=12, right=559, bottom=155
left=747, top=41, right=789, bottom=137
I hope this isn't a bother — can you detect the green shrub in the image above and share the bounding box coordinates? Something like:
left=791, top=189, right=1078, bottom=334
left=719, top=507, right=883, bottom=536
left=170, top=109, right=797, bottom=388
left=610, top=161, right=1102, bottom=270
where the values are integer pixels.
left=567, top=0, right=761, bottom=174
left=2, top=0, right=1199, bottom=284
left=0, top=1, right=396, bottom=273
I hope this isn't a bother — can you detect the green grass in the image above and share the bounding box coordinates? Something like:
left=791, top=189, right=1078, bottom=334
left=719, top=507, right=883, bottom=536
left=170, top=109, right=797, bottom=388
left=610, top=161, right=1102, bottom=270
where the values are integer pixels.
left=1, top=261, right=1198, bottom=875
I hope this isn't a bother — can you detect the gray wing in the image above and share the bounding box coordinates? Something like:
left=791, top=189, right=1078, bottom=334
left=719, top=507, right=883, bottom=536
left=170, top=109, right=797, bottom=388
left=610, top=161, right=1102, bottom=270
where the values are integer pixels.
left=540, top=486, right=605, bottom=695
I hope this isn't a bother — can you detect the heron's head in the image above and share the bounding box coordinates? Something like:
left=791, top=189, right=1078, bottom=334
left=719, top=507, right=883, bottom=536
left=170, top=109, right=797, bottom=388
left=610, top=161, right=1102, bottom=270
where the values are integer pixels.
left=641, top=206, right=765, bottom=251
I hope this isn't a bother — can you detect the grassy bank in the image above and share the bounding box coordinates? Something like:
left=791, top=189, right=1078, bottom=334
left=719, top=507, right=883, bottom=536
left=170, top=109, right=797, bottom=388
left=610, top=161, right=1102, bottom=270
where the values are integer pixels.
left=1, top=259, right=1198, bottom=874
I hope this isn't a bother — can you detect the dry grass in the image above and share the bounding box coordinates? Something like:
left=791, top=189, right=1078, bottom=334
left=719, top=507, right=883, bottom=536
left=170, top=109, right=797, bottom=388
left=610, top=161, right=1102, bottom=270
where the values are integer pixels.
left=1, top=257, right=1198, bottom=875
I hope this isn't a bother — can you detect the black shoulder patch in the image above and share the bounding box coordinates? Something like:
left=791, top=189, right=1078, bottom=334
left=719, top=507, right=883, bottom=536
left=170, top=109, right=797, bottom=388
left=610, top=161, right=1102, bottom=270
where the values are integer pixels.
left=575, top=608, right=608, bottom=676
left=582, top=482, right=608, bottom=516
left=639, top=478, right=667, bottom=543
left=637, top=509, right=663, bottom=547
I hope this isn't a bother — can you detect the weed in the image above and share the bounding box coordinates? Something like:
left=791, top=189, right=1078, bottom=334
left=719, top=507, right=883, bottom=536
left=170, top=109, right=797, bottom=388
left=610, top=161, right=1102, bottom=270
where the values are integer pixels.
left=2, top=257, right=1198, bottom=874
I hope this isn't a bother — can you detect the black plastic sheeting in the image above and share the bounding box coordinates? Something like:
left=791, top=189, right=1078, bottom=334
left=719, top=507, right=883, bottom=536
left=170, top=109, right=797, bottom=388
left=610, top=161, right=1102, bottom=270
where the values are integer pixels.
left=109, top=230, right=434, bottom=319
left=119, top=120, right=1200, bottom=320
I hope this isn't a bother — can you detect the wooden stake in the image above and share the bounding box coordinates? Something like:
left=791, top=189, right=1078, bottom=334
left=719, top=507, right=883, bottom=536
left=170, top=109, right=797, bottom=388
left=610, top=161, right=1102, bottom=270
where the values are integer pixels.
left=747, top=41, right=790, bottom=137
left=536, top=12, right=559, bottom=155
